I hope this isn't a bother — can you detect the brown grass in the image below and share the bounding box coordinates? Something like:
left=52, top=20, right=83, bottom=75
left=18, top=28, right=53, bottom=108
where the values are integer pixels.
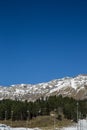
left=0, top=116, right=74, bottom=129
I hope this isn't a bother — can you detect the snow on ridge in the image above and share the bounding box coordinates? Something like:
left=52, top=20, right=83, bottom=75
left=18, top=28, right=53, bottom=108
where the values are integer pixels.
left=0, top=75, right=87, bottom=101
left=71, top=79, right=78, bottom=90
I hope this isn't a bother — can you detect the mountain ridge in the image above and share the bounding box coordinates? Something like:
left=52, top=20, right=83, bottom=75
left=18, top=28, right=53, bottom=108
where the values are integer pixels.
left=0, top=74, right=87, bottom=101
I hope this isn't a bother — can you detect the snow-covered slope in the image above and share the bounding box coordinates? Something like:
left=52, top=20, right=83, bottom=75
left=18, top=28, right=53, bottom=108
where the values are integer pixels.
left=0, top=75, right=87, bottom=101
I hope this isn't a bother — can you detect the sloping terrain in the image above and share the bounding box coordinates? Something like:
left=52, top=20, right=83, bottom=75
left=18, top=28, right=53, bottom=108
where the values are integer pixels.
left=0, top=75, right=87, bottom=101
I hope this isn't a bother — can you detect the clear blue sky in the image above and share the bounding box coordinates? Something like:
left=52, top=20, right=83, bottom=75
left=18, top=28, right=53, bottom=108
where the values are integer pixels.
left=0, top=0, right=87, bottom=85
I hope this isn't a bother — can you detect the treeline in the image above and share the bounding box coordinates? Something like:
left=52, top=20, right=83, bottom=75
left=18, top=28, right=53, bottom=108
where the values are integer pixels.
left=0, top=95, right=87, bottom=122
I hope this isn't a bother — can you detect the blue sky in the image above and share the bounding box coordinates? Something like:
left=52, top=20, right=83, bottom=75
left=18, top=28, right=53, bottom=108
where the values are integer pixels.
left=0, top=0, right=87, bottom=85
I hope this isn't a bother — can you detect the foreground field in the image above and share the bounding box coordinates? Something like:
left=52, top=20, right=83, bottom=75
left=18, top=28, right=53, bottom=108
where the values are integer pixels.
left=0, top=120, right=87, bottom=130
left=0, top=116, right=73, bottom=129
left=0, top=119, right=87, bottom=130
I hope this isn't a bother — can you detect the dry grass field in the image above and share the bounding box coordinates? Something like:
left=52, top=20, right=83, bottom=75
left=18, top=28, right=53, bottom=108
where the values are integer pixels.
left=0, top=116, right=74, bottom=129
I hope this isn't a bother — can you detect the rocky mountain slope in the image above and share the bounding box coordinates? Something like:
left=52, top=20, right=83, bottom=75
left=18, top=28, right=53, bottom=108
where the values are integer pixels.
left=0, top=75, right=87, bottom=101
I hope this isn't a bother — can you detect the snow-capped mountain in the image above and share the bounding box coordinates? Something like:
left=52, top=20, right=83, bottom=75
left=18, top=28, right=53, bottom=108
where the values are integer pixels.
left=0, top=75, right=87, bottom=101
